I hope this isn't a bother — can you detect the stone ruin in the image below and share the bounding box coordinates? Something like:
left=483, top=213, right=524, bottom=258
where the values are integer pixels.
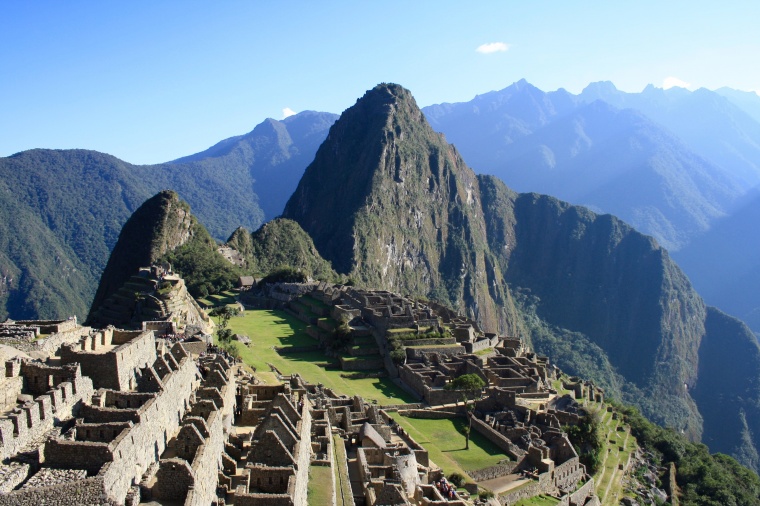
left=397, top=333, right=604, bottom=505
left=0, top=316, right=238, bottom=505
left=305, top=385, right=469, bottom=505
left=88, top=265, right=212, bottom=334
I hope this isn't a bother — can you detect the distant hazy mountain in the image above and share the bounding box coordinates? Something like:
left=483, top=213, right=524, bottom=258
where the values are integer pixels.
left=674, top=189, right=760, bottom=332
left=424, top=80, right=746, bottom=251
left=579, top=82, right=760, bottom=189
left=715, top=87, right=760, bottom=125
left=172, top=111, right=337, bottom=221
left=0, top=111, right=336, bottom=321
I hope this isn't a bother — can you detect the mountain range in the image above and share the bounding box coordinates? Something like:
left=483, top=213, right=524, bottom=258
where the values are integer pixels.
left=282, top=84, right=760, bottom=470
left=0, top=111, right=335, bottom=321
left=6, top=80, right=760, bottom=334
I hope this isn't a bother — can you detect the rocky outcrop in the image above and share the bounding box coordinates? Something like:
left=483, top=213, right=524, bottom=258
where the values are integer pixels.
left=87, top=191, right=197, bottom=321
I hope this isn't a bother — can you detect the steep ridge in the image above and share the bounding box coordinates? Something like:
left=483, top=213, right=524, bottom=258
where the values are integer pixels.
left=284, top=83, right=760, bottom=470
left=674, top=189, right=760, bottom=331
left=242, top=218, right=338, bottom=281
left=283, top=84, right=522, bottom=334
left=694, top=308, right=760, bottom=472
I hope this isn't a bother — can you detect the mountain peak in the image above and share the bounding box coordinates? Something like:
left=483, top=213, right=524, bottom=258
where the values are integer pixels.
left=581, top=80, right=619, bottom=96
left=87, top=190, right=198, bottom=322
left=282, top=83, right=516, bottom=333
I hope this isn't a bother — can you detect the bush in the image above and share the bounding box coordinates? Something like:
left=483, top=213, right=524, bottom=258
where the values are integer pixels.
left=447, top=472, right=465, bottom=488
left=564, top=411, right=604, bottom=474
left=329, top=322, right=353, bottom=352
left=390, top=348, right=406, bottom=365
left=478, top=489, right=494, bottom=500
left=221, top=340, right=240, bottom=359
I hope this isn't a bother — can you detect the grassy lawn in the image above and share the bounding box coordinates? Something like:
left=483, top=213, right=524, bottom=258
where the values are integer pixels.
left=227, top=309, right=415, bottom=405
left=307, top=465, right=334, bottom=505
left=394, top=416, right=510, bottom=482
left=333, top=435, right=353, bottom=506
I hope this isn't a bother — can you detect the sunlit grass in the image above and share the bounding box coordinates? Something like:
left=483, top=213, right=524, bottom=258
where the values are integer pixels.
left=226, top=309, right=415, bottom=405
left=394, top=416, right=510, bottom=482
left=307, top=465, right=334, bottom=505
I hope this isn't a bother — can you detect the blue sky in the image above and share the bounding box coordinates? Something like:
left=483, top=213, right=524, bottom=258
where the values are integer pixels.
left=1, top=1, right=758, bottom=164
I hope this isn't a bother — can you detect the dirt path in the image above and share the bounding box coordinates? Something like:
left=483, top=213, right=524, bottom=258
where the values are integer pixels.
left=477, top=473, right=530, bottom=494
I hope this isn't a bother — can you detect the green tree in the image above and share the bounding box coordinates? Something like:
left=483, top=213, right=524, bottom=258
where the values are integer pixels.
left=446, top=373, right=486, bottom=397
left=210, top=305, right=240, bottom=343
left=446, top=373, right=486, bottom=449
left=564, top=411, right=604, bottom=474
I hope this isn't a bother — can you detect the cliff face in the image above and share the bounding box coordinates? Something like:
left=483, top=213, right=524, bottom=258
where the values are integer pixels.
left=499, top=187, right=706, bottom=437
left=283, top=84, right=521, bottom=334
left=87, top=190, right=197, bottom=321
left=693, top=308, right=760, bottom=471
left=282, top=83, right=760, bottom=469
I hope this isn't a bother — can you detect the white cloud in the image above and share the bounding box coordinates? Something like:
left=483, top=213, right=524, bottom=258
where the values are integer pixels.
left=662, top=76, right=691, bottom=90
left=754, top=90, right=760, bottom=97
left=282, top=107, right=296, bottom=118
left=476, top=42, right=510, bottom=54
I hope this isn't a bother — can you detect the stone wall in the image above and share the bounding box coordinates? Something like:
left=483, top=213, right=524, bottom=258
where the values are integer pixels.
left=560, top=478, right=596, bottom=506
left=97, top=348, right=198, bottom=503
left=183, top=365, right=235, bottom=506
left=152, top=459, right=194, bottom=501
left=0, top=373, right=23, bottom=412
left=400, top=409, right=459, bottom=419
left=0, top=476, right=114, bottom=506
left=406, top=345, right=465, bottom=361
left=471, top=417, right=523, bottom=460
left=34, top=325, right=92, bottom=356
left=467, top=462, right=519, bottom=481
left=292, top=398, right=312, bottom=506
left=61, top=329, right=156, bottom=390
left=0, top=363, right=94, bottom=462
left=500, top=480, right=542, bottom=505
left=553, top=457, right=584, bottom=493
left=339, top=356, right=384, bottom=371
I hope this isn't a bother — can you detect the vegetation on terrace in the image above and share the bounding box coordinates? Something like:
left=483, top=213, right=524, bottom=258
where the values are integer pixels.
left=306, top=465, right=334, bottom=505
left=393, top=416, right=509, bottom=483
left=225, top=309, right=412, bottom=405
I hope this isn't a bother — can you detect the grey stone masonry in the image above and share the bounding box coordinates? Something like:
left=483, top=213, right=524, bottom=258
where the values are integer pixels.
left=0, top=360, right=93, bottom=461
left=60, top=327, right=156, bottom=390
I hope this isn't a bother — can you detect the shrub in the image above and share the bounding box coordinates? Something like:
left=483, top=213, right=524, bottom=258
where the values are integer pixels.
left=447, top=472, right=465, bottom=488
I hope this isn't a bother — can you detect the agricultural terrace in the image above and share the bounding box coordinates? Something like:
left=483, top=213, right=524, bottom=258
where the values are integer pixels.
left=593, top=406, right=637, bottom=504
left=226, top=309, right=414, bottom=405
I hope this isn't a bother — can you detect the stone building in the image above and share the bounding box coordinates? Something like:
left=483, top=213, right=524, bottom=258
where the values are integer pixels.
left=0, top=322, right=237, bottom=505
left=88, top=266, right=212, bottom=333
